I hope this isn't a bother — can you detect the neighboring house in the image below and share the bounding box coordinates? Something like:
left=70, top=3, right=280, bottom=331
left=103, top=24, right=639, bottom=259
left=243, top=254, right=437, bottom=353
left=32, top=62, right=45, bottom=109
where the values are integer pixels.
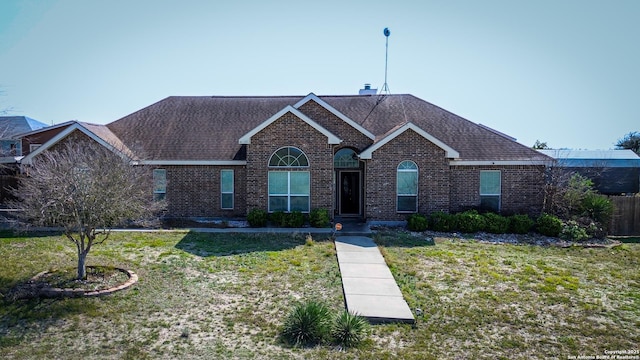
left=538, top=149, right=640, bottom=195
left=15, top=92, right=551, bottom=221
left=0, top=116, right=48, bottom=158
left=0, top=116, right=48, bottom=204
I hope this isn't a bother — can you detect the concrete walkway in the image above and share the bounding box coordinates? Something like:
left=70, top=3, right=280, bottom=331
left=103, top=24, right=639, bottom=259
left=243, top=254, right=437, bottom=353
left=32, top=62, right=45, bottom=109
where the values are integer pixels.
left=335, top=236, right=415, bottom=324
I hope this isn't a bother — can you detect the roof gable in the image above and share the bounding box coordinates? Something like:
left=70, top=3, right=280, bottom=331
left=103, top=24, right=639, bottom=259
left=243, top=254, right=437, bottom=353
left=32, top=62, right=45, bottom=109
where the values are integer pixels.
left=359, top=122, right=459, bottom=159
left=294, top=93, right=375, bottom=140
left=238, top=105, right=341, bottom=145
left=21, top=122, right=134, bottom=164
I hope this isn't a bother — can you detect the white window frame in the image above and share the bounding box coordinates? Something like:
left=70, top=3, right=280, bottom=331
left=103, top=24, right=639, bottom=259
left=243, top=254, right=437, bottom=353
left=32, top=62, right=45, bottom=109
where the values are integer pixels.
left=268, top=171, right=310, bottom=213
left=221, top=169, right=234, bottom=210
left=268, top=146, right=309, bottom=167
left=397, top=160, right=418, bottom=213
left=480, top=170, right=501, bottom=212
left=29, top=144, right=42, bottom=153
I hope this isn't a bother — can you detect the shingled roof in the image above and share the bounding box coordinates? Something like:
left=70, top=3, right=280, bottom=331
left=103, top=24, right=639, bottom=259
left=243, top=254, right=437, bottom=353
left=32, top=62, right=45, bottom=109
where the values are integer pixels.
left=0, top=116, right=48, bottom=139
left=106, top=94, right=548, bottom=163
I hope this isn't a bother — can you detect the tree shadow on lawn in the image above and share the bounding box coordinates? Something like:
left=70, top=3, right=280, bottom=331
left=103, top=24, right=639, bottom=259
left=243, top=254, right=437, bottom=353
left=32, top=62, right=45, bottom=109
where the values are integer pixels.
left=0, top=287, right=101, bottom=348
left=175, top=231, right=333, bottom=257
left=373, top=230, right=435, bottom=248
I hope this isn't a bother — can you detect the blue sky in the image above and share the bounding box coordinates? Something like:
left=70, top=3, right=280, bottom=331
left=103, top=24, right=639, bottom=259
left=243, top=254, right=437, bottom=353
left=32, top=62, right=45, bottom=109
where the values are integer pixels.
left=1, top=0, right=638, bottom=150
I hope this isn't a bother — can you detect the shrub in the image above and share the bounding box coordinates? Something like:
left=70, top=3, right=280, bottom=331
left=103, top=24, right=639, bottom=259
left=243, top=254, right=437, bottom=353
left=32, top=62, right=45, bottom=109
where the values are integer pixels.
left=581, top=193, right=614, bottom=226
left=560, top=220, right=590, bottom=241
left=331, top=311, right=369, bottom=348
left=509, top=214, right=534, bottom=234
left=577, top=216, right=607, bottom=239
left=429, top=211, right=458, bottom=232
left=482, top=212, right=509, bottom=234
left=563, top=173, right=595, bottom=216
left=456, top=210, right=486, bottom=233
left=285, top=211, right=306, bottom=228
left=247, top=208, right=268, bottom=227
left=536, top=213, right=563, bottom=237
left=309, top=208, right=331, bottom=228
left=407, top=213, right=428, bottom=232
left=281, top=300, right=332, bottom=346
left=270, top=211, right=286, bottom=227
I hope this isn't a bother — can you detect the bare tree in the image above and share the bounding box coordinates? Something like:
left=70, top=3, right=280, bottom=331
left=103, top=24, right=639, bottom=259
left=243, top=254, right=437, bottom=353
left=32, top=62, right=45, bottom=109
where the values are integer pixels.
left=11, top=140, right=164, bottom=279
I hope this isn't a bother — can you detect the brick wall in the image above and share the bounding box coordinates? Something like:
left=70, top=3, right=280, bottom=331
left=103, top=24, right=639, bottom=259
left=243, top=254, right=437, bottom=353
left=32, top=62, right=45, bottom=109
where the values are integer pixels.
left=245, top=112, right=334, bottom=214
left=298, top=101, right=372, bottom=151
left=364, top=129, right=451, bottom=221
left=450, top=165, right=546, bottom=216
left=21, top=124, right=74, bottom=156
left=161, top=165, right=246, bottom=218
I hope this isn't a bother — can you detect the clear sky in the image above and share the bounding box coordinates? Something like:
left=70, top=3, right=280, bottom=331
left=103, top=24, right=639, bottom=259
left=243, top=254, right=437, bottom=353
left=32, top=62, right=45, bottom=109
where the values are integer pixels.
left=1, top=0, right=638, bottom=150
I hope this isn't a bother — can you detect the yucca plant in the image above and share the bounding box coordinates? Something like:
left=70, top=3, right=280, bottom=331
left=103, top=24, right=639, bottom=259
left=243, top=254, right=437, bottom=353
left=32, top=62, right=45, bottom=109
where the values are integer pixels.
left=281, top=300, right=332, bottom=346
left=331, top=311, right=369, bottom=348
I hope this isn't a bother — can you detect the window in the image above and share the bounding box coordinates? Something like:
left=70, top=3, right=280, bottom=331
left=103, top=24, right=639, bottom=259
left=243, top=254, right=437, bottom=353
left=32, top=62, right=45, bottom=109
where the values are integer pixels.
left=221, top=169, right=234, bottom=209
left=10, top=142, right=20, bottom=156
left=334, top=148, right=359, bottom=168
left=397, top=160, right=418, bottom=212
left=153, top=169, right=167, bottom=201
left=0, top=140, right=21, bottom=156
left=268, top=171, right=310, bottom=212
left=268, top=147, right=310, bottom=212
left=269, top=147, right=309, bottom=167
left=480, top=170, right=501, bottom=212
left=30, top=144, right=42, bottom=153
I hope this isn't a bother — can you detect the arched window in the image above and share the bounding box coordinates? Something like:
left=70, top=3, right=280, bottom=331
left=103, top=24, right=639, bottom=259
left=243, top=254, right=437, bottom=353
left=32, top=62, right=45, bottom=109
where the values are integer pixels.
left=334, top=148, right=359, bottom=168
left=397, top=160, right=418, bottom=212
left=268, top=147, right=310, bottom=212
left=269, top=147, right=309, bottom=167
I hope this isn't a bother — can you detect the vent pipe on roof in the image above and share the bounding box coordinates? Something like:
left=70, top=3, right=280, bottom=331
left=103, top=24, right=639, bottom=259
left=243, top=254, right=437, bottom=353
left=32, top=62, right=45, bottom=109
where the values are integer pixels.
left=359, top=83, right=377, bottom=95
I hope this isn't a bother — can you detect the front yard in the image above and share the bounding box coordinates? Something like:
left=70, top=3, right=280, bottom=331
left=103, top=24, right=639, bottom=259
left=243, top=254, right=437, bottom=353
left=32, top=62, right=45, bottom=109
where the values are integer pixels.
left=0, top=230, right=638, bottom=359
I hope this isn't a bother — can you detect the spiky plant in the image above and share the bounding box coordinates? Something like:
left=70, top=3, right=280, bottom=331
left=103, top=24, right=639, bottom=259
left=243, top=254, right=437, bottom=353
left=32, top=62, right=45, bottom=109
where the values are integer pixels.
left=331, top=311, right=370, bottom=348
left=281, top=300, right=332, bottom=346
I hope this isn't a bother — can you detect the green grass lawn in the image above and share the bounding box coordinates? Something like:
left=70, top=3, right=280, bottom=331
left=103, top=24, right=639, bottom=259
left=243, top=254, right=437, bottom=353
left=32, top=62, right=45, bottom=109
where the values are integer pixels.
left=0, top=230, right=638, bottom=359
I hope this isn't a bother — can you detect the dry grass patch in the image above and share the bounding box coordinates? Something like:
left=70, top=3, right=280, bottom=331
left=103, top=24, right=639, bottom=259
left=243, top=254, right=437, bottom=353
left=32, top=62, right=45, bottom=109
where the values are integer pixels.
left=1, top=230, right=638, bottom=359
left=374, top=231, right=640, bottom=359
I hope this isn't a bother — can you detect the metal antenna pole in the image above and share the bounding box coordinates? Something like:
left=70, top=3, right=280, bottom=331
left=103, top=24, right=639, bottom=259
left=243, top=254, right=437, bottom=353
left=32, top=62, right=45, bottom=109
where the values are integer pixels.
left=381, top=27, right=391, bottom=94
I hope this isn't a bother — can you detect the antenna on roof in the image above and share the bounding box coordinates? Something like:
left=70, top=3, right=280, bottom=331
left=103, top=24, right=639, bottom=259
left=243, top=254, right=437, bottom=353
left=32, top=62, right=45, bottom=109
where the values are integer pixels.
left=381, top=27, right=391, bottom=95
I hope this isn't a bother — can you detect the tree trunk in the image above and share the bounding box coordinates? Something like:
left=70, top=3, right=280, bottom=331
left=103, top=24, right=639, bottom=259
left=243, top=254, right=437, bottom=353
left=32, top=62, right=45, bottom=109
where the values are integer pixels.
left=77, top=250, right=87, bottom=280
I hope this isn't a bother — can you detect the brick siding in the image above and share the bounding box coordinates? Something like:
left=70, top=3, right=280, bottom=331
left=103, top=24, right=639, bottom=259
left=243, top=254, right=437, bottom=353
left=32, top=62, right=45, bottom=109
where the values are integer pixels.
left=364, top=129, right=451, bottom=221
left=297, top=101, right=372, bottom=151
left=450, top=165, right=546, bottom=216
left=245, top=112, right=334, bottom=214
left=161, top=165, right=246, bottom=218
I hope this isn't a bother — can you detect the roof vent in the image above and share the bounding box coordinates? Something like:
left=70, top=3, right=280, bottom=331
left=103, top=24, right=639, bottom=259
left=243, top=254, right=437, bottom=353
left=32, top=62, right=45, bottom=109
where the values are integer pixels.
left=359, top=83, right=377, bottom=95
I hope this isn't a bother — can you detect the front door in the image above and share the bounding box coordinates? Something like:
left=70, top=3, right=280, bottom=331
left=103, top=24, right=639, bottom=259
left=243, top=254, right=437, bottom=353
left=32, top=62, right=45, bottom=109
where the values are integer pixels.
left=339, top=171, right=361, bottom=216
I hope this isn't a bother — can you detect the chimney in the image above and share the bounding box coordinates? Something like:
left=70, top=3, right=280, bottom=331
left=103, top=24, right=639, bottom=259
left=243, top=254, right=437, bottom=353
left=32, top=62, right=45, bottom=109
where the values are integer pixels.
left=359, top=83, right=377, bottom=95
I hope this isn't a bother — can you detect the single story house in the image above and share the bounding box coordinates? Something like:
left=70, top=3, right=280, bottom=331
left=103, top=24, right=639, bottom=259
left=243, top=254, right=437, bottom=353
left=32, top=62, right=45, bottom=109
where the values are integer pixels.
left=538, top=149, right=640, bottom=195
left=15, top=92, right=550, bottom=221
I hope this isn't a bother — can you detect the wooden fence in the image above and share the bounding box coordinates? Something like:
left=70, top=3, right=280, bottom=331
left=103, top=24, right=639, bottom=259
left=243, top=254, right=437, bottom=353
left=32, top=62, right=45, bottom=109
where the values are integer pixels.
left=609, top=196, right=640, bottom=236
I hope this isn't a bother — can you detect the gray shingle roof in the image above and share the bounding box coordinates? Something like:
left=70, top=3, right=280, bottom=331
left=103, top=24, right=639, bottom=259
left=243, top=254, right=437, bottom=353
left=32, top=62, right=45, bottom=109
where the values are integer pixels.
left=0, top=116, right=48, bottom=139
left=106, top=94, right=548, bottom=162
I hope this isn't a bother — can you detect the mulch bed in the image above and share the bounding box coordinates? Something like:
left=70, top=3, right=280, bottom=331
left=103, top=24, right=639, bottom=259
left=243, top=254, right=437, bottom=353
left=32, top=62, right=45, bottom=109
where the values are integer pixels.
left=5, top=266, right=137, bottom=300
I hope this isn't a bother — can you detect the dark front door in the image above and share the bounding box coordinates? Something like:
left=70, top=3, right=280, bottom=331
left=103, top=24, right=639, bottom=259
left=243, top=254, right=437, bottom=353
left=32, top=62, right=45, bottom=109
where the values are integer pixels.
left=339, top=171, right=361, bottom=215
